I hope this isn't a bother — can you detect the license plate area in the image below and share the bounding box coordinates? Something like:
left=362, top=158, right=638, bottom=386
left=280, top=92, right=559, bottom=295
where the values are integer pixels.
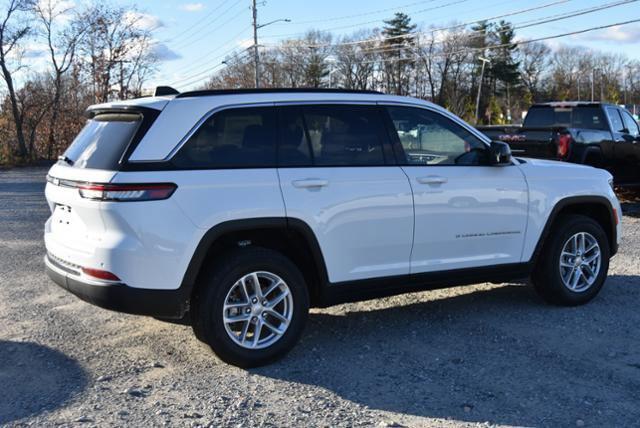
left=53, top=204, right=73, bottom=226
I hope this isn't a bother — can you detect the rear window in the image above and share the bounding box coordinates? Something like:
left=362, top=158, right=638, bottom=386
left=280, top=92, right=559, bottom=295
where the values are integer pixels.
left=61, top=113, right=141, bottom=170
left=524, top=106, right=607, bottom=130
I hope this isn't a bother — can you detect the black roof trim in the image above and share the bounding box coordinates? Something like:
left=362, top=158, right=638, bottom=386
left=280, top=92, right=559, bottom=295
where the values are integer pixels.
left=175, top=88, right=383, bottom=99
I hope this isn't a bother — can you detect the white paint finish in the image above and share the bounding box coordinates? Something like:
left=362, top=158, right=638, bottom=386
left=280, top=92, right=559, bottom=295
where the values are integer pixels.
left=278, top=167, right=414, bottom=282
left=516, top=158, right=621, bottom=261
left=402, top=165, right=529, bottom=272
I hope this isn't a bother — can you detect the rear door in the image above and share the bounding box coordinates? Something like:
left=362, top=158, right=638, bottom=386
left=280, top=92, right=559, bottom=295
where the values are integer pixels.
left=276, top=104, right=414, bottom=283
left=384, top=105, right=528, bottom=273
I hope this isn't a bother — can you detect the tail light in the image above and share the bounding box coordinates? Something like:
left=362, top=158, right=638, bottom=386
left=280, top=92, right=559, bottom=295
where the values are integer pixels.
left=78, top=183, right=177, bottom=202
left=557, top=133, right=572, bottom=159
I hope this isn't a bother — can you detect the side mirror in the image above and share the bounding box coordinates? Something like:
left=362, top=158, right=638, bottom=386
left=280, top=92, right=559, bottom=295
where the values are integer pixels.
left=489, top=141, right=513, bottom=165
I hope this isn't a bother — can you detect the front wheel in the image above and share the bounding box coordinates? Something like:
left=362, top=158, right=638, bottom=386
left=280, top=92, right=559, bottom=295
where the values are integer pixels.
left=192, top=247, right=309, bottom=367
left=532, top=214, right=610, bottom=306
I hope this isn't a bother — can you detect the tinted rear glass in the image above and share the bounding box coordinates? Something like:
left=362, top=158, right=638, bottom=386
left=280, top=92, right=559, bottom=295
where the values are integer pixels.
left=524, top=106, right=607, bottom=130
left=62, top=113, right=141, bottom=169
left=172, top=107, right=277, bottom=169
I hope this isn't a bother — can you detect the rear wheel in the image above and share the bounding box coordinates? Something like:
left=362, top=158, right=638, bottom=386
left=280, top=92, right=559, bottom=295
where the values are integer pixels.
left=192, top=247, right=309, bottom=367
left=532, top=214, right=610, bottom=306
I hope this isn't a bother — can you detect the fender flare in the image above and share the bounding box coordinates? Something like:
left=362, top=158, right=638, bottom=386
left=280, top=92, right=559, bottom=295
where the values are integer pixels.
left=529, top=195, right=618, bottom=265
left=179, top=217, right=329, bottom=294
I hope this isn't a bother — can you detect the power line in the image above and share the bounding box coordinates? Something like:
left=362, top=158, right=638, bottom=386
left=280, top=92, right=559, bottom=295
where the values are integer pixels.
left=290, top=0, right=450, bottom=25
left=169, top=0, right=247, bottom=51
left=162, top=0, right=234, bottom=43
left=265, top=0, right=573, bottom=47
left=324, top=17, right=640, bottom=65
left=306, top=0, right=638, bottom=57
left=167, top=27, right=253, bottom=86
left=261, top=0, right=474, bottom=39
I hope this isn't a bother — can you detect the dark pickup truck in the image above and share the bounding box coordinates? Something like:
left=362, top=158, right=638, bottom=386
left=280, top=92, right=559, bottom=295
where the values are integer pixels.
left=478, top=102, right=640, bottom=185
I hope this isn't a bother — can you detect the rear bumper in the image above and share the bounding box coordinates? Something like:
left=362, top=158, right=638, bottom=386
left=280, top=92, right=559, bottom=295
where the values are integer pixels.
left=45, top=255, right=189, bottom=319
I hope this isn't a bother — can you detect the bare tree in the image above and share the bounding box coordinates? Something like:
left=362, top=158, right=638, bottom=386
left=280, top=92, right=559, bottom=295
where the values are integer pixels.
left=0, top=0, right=33, bottom=160
left=35, top=0, right=87, bottom=159
left=81, top=5, right=158, bottom=102
left=518, top=41, right=550, bottom=102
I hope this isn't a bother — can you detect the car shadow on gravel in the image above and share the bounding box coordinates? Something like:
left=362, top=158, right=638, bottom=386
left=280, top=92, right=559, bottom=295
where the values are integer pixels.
left=254, top=276, right=640, bottom=426
left=0, top=341, right=88, bottom=424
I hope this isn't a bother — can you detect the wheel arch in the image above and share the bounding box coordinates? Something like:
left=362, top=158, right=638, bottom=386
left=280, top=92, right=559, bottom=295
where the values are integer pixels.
left=181, top=217, right=329, bottom=307
left=530, top=196, right=618, bottom=266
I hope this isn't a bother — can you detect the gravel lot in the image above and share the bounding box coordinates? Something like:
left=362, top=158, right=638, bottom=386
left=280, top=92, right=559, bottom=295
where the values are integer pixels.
left=1, top=167, right=640, bottom=427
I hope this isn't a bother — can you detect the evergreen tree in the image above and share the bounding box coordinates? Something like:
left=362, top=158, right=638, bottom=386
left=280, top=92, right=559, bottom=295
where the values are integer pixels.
left=382, top=12, right=416, bottom=95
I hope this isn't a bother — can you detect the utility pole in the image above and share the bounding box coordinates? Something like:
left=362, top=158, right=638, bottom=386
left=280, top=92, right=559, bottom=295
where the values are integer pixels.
left=252, top=0, right=259, bottom=88
left=475, top=57, right=490, bottom=124
left=591, top=68, right=595, bottom=102
left=250, top=2, right=289, bottom=89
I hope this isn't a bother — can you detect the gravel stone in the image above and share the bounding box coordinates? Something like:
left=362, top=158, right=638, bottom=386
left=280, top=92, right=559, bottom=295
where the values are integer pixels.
left=1, top=167, right=640, bottom=427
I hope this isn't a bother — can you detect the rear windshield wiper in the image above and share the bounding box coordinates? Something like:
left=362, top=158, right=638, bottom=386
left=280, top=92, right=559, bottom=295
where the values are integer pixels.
left=57, top=155, right=74, bottom=166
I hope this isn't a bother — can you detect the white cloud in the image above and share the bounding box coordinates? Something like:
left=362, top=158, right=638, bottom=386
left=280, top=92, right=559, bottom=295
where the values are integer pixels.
left=577, top=24, right=640, bottom=44
left=151, top=43, right=181, bottom=61
left=124, top=11, right=164, bottom=32
left=237, top=38, right=254, bottom=49
left=180, top=3, right=205, bottom=12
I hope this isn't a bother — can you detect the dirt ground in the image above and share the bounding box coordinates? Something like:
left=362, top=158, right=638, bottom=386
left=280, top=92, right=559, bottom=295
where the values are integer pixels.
left=1, top=167, right=640, bottom=427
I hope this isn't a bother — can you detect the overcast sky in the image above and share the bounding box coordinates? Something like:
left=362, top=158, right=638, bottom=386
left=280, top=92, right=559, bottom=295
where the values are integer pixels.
left=23, top=0, right=640, bottom=90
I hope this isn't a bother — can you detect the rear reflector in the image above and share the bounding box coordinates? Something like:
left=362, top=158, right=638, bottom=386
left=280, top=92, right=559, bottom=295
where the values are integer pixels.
left=78, top=183, right=177, bottom=202
left=81, top=267, right=120, bottom=281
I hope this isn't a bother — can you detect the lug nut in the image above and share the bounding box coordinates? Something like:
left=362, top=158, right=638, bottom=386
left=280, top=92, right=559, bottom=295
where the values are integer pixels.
left=252, top=316, right=258, bottom=322
left=252, top=298, right=258, bottom=304
left=262, top=300, right=268, bottom=306
left=262, top=313, right=267, bottom=318
left=245, top=308, right=251, bottom=314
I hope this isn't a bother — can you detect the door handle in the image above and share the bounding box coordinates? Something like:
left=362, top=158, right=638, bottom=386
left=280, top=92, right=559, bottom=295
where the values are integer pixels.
left=417, top=175, right=448, bottom=185
left=292, top=179, right=329, bottom=188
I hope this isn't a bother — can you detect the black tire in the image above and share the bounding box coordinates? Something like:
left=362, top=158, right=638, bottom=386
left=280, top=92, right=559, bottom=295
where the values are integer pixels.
left=532, top=214, right=610, bottom=306
left=192, top=247, right=309, bottom=368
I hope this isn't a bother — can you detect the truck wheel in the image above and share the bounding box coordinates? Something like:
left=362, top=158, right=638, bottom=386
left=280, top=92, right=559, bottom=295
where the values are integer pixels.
left=192, top=247, right=309, bottom=367
left=532, top=214, right=609, bottom=306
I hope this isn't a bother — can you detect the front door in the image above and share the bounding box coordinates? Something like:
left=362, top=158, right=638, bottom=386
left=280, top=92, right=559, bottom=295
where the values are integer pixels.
left=277, top=104, right=414, bottom=283
left=607, top=107, right=639, bottom=182
left=384, top=105, right=529, bottom=273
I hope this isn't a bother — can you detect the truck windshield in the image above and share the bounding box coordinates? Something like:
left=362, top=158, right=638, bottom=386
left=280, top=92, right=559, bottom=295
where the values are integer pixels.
left=60, top=113, right=142, bottom=170
left=524, top=106, right=607, bottom=130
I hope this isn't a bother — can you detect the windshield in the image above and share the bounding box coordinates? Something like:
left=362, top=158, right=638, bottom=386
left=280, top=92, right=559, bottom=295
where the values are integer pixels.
left=61, top=113, right=141, bottom=170
left=524, top=106, right=607, bottom=130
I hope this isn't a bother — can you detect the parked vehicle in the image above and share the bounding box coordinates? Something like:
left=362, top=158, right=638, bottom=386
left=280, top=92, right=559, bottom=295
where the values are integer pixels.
left=45, top=89, right=622, bottom=367
left=478, top=102, right=640, bottom=185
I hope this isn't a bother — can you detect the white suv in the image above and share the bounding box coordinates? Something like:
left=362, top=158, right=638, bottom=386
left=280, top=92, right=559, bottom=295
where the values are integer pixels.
left=45, top=88, right=622, bottom=367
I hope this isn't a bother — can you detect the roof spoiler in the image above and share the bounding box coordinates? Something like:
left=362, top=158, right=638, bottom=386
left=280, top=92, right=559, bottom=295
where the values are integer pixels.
left=154, top=86, right=180, bottom=97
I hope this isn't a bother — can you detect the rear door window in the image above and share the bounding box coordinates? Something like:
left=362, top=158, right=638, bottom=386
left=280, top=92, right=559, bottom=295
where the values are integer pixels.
left=62, top=113, right=141, bottom=170
left=172, top=107, right=277, bottom=169
left=299, top=105, right=386, bottom=166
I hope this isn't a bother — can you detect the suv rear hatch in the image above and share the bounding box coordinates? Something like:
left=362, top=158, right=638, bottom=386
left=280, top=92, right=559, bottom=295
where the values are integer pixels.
left=44, top=108, right=158, bottom=278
